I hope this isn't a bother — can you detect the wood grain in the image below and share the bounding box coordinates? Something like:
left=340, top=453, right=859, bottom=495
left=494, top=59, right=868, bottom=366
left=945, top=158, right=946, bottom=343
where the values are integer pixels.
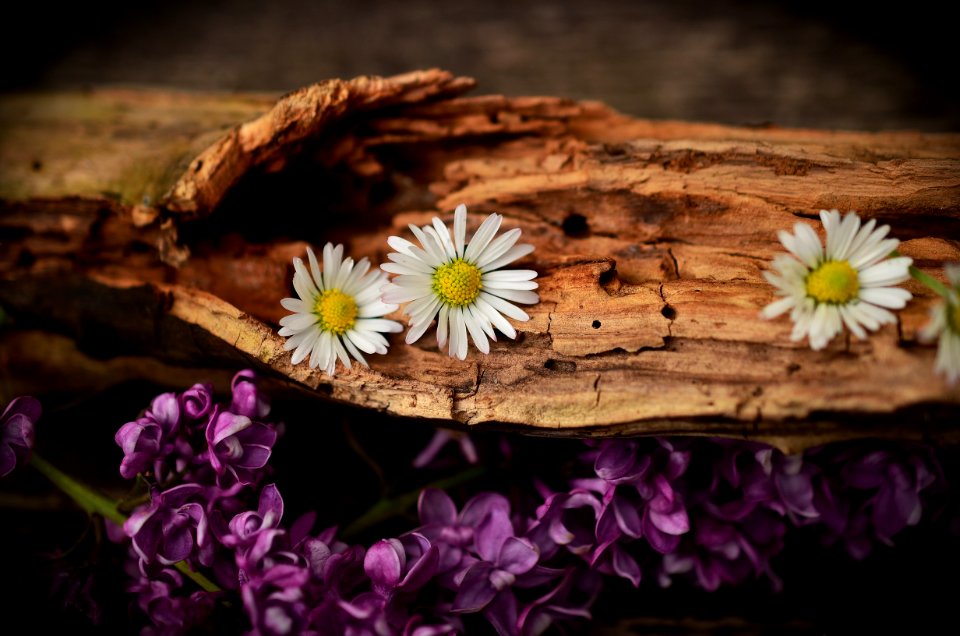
left=1, top=70, right=958, bottom=452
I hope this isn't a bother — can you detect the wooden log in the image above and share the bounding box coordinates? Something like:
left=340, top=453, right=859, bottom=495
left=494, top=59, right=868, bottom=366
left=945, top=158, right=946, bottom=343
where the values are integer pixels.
left=1, top=69, right=958, bottom=452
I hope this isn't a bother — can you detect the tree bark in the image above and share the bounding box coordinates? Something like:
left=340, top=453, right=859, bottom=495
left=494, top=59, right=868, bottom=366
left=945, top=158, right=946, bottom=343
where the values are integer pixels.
left=1, top=69, right=958, bottom=452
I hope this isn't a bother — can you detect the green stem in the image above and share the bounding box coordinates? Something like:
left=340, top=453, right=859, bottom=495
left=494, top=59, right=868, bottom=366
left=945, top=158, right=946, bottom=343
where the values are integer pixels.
left=30, top=453, right=221, bottom=593
left=341, top=465, right=486, bottom=539
left=30, top=454, right=125, bottom=525
left=910, top=265, right=951, bottom=298
left=173, top=561, right=220, bottom=593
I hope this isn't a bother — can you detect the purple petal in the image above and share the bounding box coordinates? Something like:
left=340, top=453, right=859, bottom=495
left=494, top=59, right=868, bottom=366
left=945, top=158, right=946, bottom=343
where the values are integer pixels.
left=498, top=537, right=539, bottom=575
left=595, top=502, right=620, bottom=544
left=364, top=539, right=405, bottom=589
left=648, top=504, right=689, bottom=536
left=476, top=508, right=514, bottom=563
left=611, top=544, right=642, bottom=587
left=181, top=383, right=214, bottom=421
left=419, top=488, right=458, bottom=526
left=461, top=493, right=511, bottom=528
left=149, top=393, right=181, bottom=435
left=775, top=472, right=818, bottom=518
left=208, top=410, right=253, bottom=446
left=0, top=444, right=16, bottom=477
left=612, top=493, right=644, bottom=538
left=2, top=396, right=42, bottom=422
left=452, top=563, right=497, bottom=613
left=594, top=441, right=638, bottom=482
left=258, top=483, right=284, bottom=525
left=399, top=544, right=439, bottom=591
left=484, top=589, right=519, bottom=636
left=643, top=513, right=681, bottom=554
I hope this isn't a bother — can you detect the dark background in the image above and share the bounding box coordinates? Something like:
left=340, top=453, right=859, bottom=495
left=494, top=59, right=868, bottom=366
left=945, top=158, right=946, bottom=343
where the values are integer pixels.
left=4, top=0, right=957, bottom=131
left=2, top=1, right=959, bottom=632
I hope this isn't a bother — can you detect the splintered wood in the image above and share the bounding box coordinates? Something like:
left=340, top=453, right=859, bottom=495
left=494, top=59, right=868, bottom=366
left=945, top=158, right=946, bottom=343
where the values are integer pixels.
left=1, top=69, right=958, bottom=451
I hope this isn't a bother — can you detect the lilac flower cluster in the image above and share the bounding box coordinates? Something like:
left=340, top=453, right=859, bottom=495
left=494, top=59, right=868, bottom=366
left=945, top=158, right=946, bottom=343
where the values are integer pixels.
left=113, top=371, right=279, bottom=633
left=109, top=373, right=948, bottom=635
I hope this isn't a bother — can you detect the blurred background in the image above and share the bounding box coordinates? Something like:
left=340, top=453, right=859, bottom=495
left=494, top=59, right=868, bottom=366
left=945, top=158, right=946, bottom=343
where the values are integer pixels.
left=4, top=0, right=957, bottom=131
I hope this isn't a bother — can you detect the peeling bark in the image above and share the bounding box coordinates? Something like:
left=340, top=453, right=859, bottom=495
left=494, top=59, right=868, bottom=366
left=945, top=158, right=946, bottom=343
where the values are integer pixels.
left=1, top=69, right=958, bottom=452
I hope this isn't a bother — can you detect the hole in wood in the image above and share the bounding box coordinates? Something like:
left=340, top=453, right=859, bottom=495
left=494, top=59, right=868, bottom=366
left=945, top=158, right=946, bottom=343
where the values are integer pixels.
left=592, top=320, right=601, bottom=329
left=544, top=359, right=577, bottom=372
left=661, top=305, right=677, bottom=320
left=561, top=213, right=589, bottom=238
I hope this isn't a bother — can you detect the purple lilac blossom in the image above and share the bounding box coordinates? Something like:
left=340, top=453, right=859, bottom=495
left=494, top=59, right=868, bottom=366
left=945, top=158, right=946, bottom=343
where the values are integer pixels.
left=115, top=393, right=182, bottom=480
left=105, top=370, right=949, bottom=636
left=205, top=406, right=277, bottom=488
left=0, top=395, right=40, bottom=477
left=128, top=568, right=214, bottom=635
left=125, top=484, right=213, bottom=567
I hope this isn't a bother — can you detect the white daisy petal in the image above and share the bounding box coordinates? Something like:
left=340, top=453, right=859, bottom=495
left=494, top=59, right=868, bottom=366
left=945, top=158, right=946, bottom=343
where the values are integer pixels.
left=475, top=296, right=517, bottom=339
left=762, top=210, right=913, bottom=350
left=859, top=287, right=912, bottom=309
left=279, top=313, right=319, bottom=330
left=761, top=296, right=796, bottom=320
left=849, top=237, right=900, bottom=270
left=467, top=304, right=497, bottom=342
left=346, top=329, right=378, bottom=354
left=381, top=205, right=538, bottom=358
left=464, top=213, right=503, bottom=262
left=475, top=228, right=523, bottom=268
left=479, top=291, right=530, bottom=321
left=483, top=279, right=540, bottom=291
left=453, top=308, right=469, bottom=360
left=358, top=300, right=399, bottom=318
left=405, top=314, right=434, bottom=345
left=279, top=243, right=399, bottom=375
left=432, top=217, right=457, bottom=260
left=387, top=236, right=419, bottom=257
left=332, top=337, right=351, bottom=368
left=858, top=257, right=912, bottom=287
left=281, top=298, right=306, bottom=312
left=356, top=318, right=404, bottom=334
left=334, top=257, right=354, bottom=289
left=454, top=203, right=467, bottom=258
left=342, top=337, right=368, bottom=367
left=482, top=269, right=538, bottom=282
left=307, top=247, right=325, bottom=291
left=486, top=288, right=540, bottom=305
left=292, top=328, right=321, bottom=365
left=381, top=284, right=433, bottom=305
left=463, top=308, right=490, bottom=354
left=437, top=304, right=450, bottom=348
left=409, top=224, right=447, bottom=266
left=385, top=252, right=435, bottom=275
left=480, top=243, right=535, bottom=273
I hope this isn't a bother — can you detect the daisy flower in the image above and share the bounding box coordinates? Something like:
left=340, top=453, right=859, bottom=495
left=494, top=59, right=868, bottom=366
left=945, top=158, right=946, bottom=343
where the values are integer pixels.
left=380, top=204, right=539, bottom=360
left=918, top=264, right=960, bottom=384
left=761, top=209, right=913, bottom=350
left=279, top=243, right=402, bottom=375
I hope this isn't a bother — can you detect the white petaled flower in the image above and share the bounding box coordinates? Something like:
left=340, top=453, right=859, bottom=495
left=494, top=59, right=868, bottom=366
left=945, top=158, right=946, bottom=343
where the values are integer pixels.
left=761, top=209, right=913, bottom=350
left=918, top=264, right=960, bottom=385
left=380, top=204, right=539, bottom=360
left=279, top=243, right=403, bottom=376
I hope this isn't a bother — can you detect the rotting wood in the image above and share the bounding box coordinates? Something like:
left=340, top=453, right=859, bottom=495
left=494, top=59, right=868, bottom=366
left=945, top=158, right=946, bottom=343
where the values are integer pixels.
left=1, top=69, right=958, bottom=452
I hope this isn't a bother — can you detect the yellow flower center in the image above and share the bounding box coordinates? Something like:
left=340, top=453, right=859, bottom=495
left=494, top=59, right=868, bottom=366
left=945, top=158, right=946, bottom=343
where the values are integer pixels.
left=313, top=289, right=358, bottom=335
left=433, top=259, right=483, bottom=307
left=805, top=260, right=860, bottom=305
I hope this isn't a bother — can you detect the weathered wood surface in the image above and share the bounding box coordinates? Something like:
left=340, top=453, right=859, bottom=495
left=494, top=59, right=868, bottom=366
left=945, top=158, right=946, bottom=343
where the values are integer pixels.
left=1, top=69, right=959, bottom=452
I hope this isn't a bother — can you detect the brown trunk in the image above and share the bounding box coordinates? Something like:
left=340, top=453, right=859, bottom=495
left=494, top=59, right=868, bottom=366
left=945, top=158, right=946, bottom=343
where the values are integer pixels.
left=1, top=69, right=958, bottom=453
